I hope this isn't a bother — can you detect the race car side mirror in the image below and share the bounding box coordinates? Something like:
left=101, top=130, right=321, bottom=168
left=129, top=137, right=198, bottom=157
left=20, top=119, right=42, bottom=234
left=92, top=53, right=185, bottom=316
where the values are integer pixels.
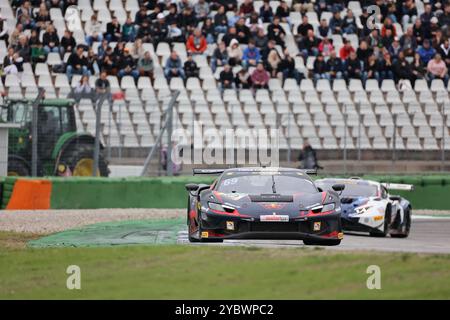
left=332, top=184, right=345, bottom=192
left=185, top=183, right=199, bottom=192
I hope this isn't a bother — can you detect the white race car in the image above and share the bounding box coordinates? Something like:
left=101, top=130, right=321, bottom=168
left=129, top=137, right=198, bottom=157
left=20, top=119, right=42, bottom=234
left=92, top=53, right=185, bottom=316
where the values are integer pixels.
left=315, top=178, right=413, bottom=238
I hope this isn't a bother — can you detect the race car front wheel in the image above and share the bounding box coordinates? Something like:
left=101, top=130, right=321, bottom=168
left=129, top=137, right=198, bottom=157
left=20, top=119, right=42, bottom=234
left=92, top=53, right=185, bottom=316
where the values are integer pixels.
left=303, top=239, right=341, bottom=246
left=370, top=207, right=391, bottom=237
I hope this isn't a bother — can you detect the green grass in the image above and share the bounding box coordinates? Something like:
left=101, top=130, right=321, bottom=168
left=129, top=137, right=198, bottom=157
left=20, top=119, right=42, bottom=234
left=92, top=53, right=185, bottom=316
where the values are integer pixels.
left=0, top=231, right=449, bottom=299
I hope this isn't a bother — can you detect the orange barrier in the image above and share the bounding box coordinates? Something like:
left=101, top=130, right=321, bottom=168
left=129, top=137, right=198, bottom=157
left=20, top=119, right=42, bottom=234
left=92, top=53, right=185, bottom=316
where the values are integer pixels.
left=6, top=179, right=52, bottom=210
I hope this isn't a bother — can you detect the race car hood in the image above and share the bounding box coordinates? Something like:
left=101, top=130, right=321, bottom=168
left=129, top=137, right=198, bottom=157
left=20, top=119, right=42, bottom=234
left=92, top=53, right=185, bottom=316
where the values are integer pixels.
left=203, top=191, right=337, bottom=218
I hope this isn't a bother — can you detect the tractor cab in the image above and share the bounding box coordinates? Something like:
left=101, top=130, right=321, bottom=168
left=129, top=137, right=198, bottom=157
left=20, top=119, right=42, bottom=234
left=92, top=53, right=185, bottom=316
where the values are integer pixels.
left=1, top=98, right=109, bottom=177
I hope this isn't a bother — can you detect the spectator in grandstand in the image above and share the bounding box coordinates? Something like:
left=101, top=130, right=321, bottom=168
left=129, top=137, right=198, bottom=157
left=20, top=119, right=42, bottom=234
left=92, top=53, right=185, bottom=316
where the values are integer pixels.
left=235, top=68, right=252, bottom=89
left=242, top=40, right=261, bottom=69
left=164, top=51, right=185, bottom=81
left=358, top=7, right=372, bottom=38
left=30, top=30, right=46, bottom=65
left=267, top=16, right=286, bottom=47
left=440, top=3, right=450, bottom=30
left=72, top=75, right=95, bottom=104
left=394, top=51, right=415, bottom=84
left=135, top=5, right=149, bottom=26
left=366, top=29, right=382, bottom=51
left=100, top=46, right=116, bottom=75
left=117, top=48, right=139, bottom=82
left=296, top=15, right=313, bottom=39
left=400, top=26, right=417, bottom=56
left=165, top=4, right=178, bottom=26
left=105, top=16, right=122, bottom=42
left=222, top=27, right=238, bottom=46
left=214, top=5, right=228, bottom=34
left=339, top=39, right=355, bottom=61
left=412, top=18, right=425, bottom=45
left=60, top=30, right=76, bottom=56
left=317, top=19, right=331, bottom=39
left=0, top=15, right=8, bottom=46
left=85, top=14, right=103, bottom=47
left=211, top=41, right=229, bottom=72
left=365, top=54, right=379, bottom=83
left=412, top=52, right=427, bottom=80
left=251, top=63, right=270, bottom=89
left=151, top=13, right=169, bottom=47
left=313, top=54, right=330, bottom=82
left=97, top=39, right=109, bottom=60
left=16, top=5, right=33, bottom=30
left=178, top=6, right=197, bottom=35
left=1, top=47, right=21, bottom=77
left=239, top=0, right=255, bottom=17
left=227, top=39, right=243, bottom=66
left=15, top=35, right=30, bottom=63
left=246, top=11, right=263, bottom=35
left=432, top=29, right=444, bottom=50
left=298, top=139, right=319, bottom=170
left=66, top=46, right=90, bottom=81
left=122, top=17, right=137, bottom=42
left=167, top=21, right=184, bottom=44
left=219, top=64, right=234, bottom=89
left=299, top=29, right=320, bottom=59
left=95, top=71, right=110, bottom=94
left=381, top=17, right=397, bottom=38
left=329, top=10, right=344, bottom=35
left=184, top=54, right=199, bottom=79
left=389, top=37, right=402, bottom=60
left=138, top=51, right=154, bottom=83
left=326, top=50, right=343, bottom=80
left=292, top=0, right=313, bottom=13
left=420, top=3, right=434, bottom=30
left=34, top=3, right=51, bottom=31
left=186, top=28, right=207, bottom=54
left=194, top=0, right=210, bottom=22
left=42, top=25, right=59, bottom=54
left=254, top=28, right=268, bottom=48
left=202, top=18, right=216, bottom=44
left=438, top=38, right=450, bottom=68
left=356, top=40, right=373, bottom=66
left=344, top=51, right=364, bottom=82
left=381, top=28, right=395, bottom=49
left=318, top=36, right=334, bottom=57
left=130, top=39, right=145, bottom=60
left=427, top=53, right=449, bottom=86
left=136, top=19, right=152, bottom=43
left=417, top=39, right=437, bottom=64
left=277, top=49, right=303, bottom=85
left=265, top=44, right=281, bottom=78
left=259, top=0, right=274, bottom=23
left=235, top=17, right=251, bottom=44
left=401, top=0, right=418, bottom=28
left=342, top=9, right=357, bottom=35
left=87, top=48, right=100, bottom=76
left=276, top=1, right=291, bottom=25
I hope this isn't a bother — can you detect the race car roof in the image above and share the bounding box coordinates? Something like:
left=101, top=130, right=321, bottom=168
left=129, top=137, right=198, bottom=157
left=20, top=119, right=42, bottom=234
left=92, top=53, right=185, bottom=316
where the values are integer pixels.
left=315, top=178, right=380, bottom=187
left=194, top=167, right=316, bottom=175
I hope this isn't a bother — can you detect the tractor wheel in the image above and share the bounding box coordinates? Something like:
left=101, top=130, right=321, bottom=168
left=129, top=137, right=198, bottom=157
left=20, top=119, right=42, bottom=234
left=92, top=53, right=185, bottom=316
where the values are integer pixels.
left=60, top=144, right=109, bottom=177
left=7, top=157, right=30, bottom=176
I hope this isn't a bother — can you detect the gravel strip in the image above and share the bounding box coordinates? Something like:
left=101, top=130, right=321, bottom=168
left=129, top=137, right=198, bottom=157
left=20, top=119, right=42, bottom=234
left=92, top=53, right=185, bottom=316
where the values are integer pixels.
left=0, top=209, right=184, bottom=234
left=0, top=208, right=448, bottom=235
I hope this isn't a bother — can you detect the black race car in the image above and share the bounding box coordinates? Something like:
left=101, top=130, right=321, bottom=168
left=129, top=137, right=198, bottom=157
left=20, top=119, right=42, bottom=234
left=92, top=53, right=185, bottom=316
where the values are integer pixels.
left=185, top=167, right=345, bottom=246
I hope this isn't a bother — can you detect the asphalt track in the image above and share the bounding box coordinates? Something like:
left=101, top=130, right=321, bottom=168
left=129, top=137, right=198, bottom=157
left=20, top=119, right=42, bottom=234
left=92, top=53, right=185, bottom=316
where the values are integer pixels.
left=178, top=217, right=450, bottom=254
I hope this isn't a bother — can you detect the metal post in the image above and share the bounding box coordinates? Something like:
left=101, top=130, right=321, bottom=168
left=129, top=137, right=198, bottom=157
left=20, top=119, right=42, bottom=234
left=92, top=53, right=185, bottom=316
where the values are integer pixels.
left=31, top=88, right=45, bottom=177
left=442, top=102, right=446, bottom=172
left=118, top=101, right=122, bottom=159
left=141, top=90, right=179, bottom=176
left=167, top=96, right=175, bottom=177
left=392, top=113, right=397, bottom=165
left=93, top=92, right=107, bottom=176
left=287, top=111, right=291, bottom=165
left=357, top=102, right=361, bottom=161
left=343, top=103, right=348, bottom=175
left=107, top=101, right=112, bottom=160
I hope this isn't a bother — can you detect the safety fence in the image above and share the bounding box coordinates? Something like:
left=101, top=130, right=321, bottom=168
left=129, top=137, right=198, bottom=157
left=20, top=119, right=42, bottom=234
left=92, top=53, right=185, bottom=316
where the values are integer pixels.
left=1, top=175, right=450, bottom=210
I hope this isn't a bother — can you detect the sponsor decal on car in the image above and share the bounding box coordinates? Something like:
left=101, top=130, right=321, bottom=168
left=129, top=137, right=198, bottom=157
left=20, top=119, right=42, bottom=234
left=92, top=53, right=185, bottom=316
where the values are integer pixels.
left=201, top=231, right=209, bottom=238
left=260, top=215, right=289, bottom=222
left=313, top=221, right=321, bottom=231
left=226, top=221, right=235, bottom=230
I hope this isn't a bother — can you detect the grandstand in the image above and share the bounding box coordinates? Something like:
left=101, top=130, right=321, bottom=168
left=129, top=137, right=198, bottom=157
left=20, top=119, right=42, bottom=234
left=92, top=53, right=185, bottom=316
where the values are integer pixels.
left=0, top=0, right=449, bottom=165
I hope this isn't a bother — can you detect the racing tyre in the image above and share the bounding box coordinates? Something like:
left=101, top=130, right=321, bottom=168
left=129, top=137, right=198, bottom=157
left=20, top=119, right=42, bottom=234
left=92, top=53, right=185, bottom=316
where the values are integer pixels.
left=391, top=208, right=411, bottom=238
left=60, top=144, right=109, bottom=177
left=7, top=157, right=30, bottom=176
left=370, top=207, right=391, bottom=237
left=303, top=239, right=341, bottom=246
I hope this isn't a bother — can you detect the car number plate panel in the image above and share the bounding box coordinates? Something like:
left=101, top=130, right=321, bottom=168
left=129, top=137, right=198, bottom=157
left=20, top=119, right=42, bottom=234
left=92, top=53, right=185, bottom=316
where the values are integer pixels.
left=260, top=215, right=290, bottom=222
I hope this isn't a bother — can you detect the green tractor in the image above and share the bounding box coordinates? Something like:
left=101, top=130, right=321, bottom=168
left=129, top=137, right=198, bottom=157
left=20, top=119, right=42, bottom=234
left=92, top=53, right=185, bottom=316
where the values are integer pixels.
left=0, top=96, right=109, bottom=177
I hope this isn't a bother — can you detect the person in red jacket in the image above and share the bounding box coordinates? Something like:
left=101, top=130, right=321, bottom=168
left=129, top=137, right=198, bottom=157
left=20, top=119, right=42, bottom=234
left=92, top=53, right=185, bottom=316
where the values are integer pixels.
left=339, top=39, right=355, bottom=60
left=186, top=28, right=207, bottom=54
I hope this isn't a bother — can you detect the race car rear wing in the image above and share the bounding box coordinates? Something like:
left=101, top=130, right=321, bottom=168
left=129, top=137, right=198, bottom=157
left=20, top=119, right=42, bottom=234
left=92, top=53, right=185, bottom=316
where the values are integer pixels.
left=192, top=168, right=317, bottom=175
left=382, top=183, right=414, bottom=191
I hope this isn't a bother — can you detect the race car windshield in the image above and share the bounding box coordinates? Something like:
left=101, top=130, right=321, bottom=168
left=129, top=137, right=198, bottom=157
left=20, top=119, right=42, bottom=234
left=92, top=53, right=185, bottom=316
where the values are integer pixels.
left=318, top=182, right=378, bottom=197
left=217, top=174, right=317, bottom=195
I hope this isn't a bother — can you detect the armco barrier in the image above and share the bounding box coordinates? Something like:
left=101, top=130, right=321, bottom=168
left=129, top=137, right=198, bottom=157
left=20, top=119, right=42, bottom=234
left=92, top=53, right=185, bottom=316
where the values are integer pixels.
left=1, top=175, right=450, bottom=210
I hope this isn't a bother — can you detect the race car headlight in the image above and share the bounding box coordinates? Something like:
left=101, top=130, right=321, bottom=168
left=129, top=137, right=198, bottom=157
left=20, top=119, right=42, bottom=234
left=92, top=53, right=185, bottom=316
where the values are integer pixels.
left=208, top=202, right=235, bottom=213
left=208, top=202, right=224, bottom=212
left=322, top=203, right=335, bottom=212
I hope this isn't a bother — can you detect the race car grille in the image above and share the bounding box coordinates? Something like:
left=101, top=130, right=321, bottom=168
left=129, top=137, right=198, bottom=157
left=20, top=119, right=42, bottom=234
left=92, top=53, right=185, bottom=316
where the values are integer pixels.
left=250, top=222, right=299, bottom=233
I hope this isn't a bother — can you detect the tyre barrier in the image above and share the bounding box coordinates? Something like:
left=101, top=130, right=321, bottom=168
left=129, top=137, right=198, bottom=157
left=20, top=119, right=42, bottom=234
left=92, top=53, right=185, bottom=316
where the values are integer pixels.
left=1, top=175, right=450, bottom=210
